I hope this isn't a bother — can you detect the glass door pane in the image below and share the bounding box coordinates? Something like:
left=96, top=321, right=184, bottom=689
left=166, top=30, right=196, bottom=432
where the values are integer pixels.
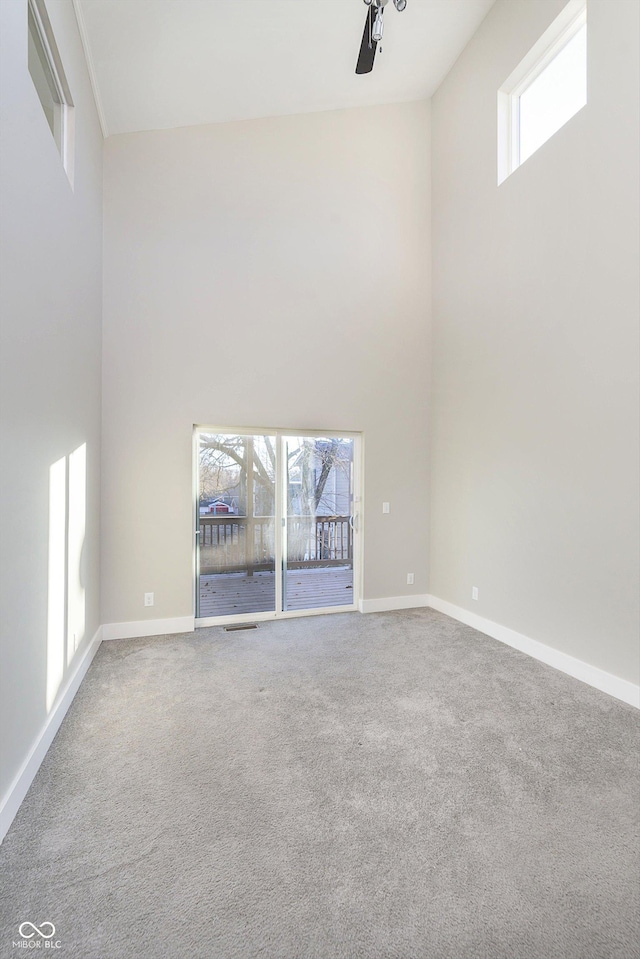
left=283, top=436, right=355, bottom=611
left=197, top=433, right=276, bottom=617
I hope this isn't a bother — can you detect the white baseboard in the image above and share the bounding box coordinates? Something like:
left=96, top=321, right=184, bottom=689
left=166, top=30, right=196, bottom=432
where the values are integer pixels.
left=102, top=615, right=195, bottom=641
left=426, top=595, right=640, bottom=709
left=0, top=626, right=103, bottom=844
left=359, top=595, right=430, bottom=614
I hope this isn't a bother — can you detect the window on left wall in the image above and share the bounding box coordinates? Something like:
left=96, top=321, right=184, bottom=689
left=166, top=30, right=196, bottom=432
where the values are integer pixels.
left=28, top=0, right=74, bottom=184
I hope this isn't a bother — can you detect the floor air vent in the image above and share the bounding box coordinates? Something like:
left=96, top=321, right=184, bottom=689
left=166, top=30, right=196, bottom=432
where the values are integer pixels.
left=223, top=623, right=259, bottom=632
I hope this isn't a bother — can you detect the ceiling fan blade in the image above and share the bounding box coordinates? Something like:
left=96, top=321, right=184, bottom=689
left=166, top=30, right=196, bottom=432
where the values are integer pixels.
left=355, top=6, right=377, bottom=75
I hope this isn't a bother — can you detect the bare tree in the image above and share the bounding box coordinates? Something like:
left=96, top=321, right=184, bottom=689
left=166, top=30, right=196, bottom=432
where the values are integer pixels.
left=199, top=435, right=351, bottom=516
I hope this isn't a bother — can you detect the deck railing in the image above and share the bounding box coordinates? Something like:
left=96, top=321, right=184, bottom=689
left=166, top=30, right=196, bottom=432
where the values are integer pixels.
left=198, top=515, right=352, bottom=575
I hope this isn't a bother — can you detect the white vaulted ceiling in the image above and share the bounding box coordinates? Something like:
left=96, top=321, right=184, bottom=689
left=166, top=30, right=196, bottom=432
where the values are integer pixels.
left=76, top=0, right=496, bottom=137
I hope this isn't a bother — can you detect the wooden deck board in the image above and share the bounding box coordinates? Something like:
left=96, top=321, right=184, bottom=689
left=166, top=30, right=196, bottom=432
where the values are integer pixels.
left=198, top=566, right=354, bottom=617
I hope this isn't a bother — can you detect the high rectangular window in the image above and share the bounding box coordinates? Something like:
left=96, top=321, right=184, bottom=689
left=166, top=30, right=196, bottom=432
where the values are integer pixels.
left=498, top=0, right=587, bottom=184
left=27, top=0, right=74, bottom=182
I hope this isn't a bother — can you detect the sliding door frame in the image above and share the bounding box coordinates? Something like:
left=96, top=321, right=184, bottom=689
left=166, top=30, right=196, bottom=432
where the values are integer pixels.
left=193, top=425, right=363, bottom=627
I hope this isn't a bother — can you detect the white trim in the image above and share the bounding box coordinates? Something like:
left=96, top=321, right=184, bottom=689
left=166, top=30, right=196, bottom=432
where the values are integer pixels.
left=30, top=0, right=74, bottom=105
left=102, top=616, right=195, bottom=641
left=275, top=434, right=285, bottom=615
left=352, top=435, right=364, bottom=612
left=497, top=0, right=586, bottom=184
left=29, top=0, right=75, bottom=184
left=192, top=428, right=200, bottom=618
left=194, top=424, right=363, bottom=439
left=358, top=594, right=430, bottom=614
left=507, top=0, right=586, bottom=100
left=71, top=0, right=108, bottom=138
left=195, top=604, right=357, bottom=629
left=0, top=626, right=103, bottom=844
left=426, top=595, right=640, bottom=709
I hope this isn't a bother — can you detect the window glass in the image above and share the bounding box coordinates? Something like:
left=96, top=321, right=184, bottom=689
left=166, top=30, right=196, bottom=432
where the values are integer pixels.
left=519, top=23, right=587, bottom=164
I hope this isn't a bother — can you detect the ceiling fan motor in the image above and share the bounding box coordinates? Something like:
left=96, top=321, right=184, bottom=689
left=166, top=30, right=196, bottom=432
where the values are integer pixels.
left=356, top=0, right=407, bottom=75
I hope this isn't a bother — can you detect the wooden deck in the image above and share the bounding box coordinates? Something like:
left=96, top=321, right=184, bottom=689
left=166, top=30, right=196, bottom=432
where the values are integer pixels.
left=198, top=566, right=354, bottom=618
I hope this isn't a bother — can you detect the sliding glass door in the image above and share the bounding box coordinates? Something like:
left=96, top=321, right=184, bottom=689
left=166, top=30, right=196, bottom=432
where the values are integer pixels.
left=195, top=429, right=359, bottom=622
left=196, top=433, right=276, bottom=618
left=283, top=436, right=354, bottom=611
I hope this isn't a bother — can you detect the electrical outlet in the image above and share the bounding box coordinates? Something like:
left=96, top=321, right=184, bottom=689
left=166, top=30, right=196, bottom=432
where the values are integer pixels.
left=382, top=502, right=390, bottom=514
left=144, top=592, right=154, bottom=607
left=407, top=573, right=414, bottom=585
left=472, top=587, right=479, bottom=601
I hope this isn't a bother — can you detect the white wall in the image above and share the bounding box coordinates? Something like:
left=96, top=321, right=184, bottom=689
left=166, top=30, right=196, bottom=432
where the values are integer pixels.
left=430, top=0, right=639, bottom=682
left=102, top=101, right=431, bottom=626
left=0, top=0, right=103, bottom=806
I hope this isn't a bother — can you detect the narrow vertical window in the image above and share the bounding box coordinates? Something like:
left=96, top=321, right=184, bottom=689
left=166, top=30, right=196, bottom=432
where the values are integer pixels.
left=27, top=0, right=74, bottom=182
left=498, top=0, right=587, bottom=184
